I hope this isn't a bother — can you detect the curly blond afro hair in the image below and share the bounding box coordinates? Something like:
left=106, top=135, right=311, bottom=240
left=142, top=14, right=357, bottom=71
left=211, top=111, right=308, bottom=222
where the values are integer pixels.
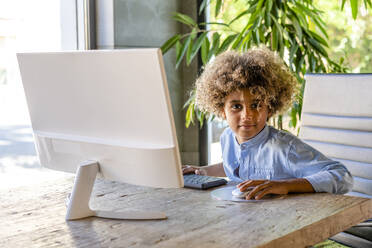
left=195, top=47, right=298, bottom=118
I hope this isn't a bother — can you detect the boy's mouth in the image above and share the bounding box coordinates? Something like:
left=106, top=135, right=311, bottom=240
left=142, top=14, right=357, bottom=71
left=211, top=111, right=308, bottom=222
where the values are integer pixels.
left=238, top=123, right=256, bottom=128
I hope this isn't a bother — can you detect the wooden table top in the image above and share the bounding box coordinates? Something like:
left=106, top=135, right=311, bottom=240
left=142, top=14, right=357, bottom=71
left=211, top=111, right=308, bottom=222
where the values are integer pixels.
left=1, top=174, right=371, bottom=248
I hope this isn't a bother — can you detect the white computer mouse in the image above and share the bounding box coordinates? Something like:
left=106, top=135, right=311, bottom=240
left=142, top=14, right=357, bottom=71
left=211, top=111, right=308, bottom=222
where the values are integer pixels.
left=231, top=187, right=251, bottom=198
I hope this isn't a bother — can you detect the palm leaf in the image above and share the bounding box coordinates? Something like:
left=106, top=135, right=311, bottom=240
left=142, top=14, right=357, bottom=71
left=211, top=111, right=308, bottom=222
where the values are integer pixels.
left=173, top=13, right=197, bottom=27
left=161, top=34, right=181, bottom=54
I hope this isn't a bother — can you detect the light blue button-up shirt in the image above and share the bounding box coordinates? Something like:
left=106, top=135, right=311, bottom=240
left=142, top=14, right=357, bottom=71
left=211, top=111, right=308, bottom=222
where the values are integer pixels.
left=220, top=125, right=353, bottom=194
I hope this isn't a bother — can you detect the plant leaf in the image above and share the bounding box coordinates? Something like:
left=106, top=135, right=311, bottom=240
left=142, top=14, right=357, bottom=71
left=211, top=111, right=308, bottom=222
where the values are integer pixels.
left=228, top=5, right=256, bottom=25
left=290, top=15, right=302, bottom=41
left=232, top=23, right=252, bottom=49
left=173, top=12, right=197, bottom=27
left=201, top=37, right=210, bottom=65
left=199, top=22, right=230, bottom=27
left=185, top=102, right=195, bottom=128
left=271, top=25, right=278, bottom=51
left=161, top=34, right=181, bottom=54
left=198, top=111, right=205, bottom=128
left=186, top=28, right=198, bottom=65
left=308, top=30, right=328, bottom=47
left=296, top=2, right=320, bottom=19
left=310, top=16, right=329, bottom=39
left=186, top=38, right=194, bottom=66
left=297, top=53, right=305, bottom=74
left=239, top=30, right=253, bottom=50
left=258, top=27, right=265, bottom=43
left=176, top=40, right=181, bottom=57
left=365, top=0, right=372, bottom=8
left=215, top=0, right=223, bottom=17
left=270, top=14, right=283, bottom=40
left=341, top=0, right=347, bottom=10
left=290, top=106, right=297, bottom=128
left=350, top=0, right=358, bottom=19
left=176, top=36, right=192, bottom=68
left=199, top=0, right=208, bottom=15
left=218, top=34, right=238, bottom=53
left=189, top=32, right=209, bottom=64
left=256, top=0, right=265, bottom=11
left=308, top=37, right=328, bottom=57
left=266, top=0, right=273, bottom=12
left=208, top=32, right=220, bottom=60
left=183, top=91, right=195, bottom=109
left=264, top=0, right=272, bottom=27
left=289, top=43, right=298, bottom=71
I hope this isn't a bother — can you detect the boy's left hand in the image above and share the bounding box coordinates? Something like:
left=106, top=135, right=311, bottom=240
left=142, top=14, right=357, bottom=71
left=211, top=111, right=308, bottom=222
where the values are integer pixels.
left=237, top=179, right=314, bottom=200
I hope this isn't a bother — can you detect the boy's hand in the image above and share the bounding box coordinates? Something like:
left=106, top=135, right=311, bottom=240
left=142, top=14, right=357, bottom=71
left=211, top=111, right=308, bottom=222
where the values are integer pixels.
left=182, top=165, right=207, bottom=176
left=237, top=178, right=314, bottom=200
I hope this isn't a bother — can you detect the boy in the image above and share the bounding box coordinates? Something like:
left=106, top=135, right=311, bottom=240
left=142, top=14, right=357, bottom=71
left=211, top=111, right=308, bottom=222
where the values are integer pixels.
left=183, top=47, right=353, bottom=200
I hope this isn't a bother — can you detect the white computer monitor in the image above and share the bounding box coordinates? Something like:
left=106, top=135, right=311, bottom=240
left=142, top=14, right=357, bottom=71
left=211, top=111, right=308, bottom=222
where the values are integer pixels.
left=17, top=48, right=184, bottom=220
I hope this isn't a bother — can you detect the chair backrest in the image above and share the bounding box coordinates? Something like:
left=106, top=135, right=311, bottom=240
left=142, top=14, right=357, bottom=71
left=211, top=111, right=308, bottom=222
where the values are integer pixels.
left=299, top=74, right=372, bottom=198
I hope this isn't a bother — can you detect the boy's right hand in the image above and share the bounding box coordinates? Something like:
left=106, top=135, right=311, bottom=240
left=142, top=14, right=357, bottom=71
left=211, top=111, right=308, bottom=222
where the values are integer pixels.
left=182, top=165, right=207, bottom=176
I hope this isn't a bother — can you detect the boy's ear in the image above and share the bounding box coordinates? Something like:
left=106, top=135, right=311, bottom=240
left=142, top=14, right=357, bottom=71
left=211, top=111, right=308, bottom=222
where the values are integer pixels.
left=267, top=108, right=273, bottom=121
left=221, top=110, right=226, bottom=120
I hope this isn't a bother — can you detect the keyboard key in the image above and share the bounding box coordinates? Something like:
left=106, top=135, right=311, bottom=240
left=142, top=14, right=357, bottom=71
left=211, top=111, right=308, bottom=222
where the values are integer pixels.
left=183, top=174, right=227, bottom=189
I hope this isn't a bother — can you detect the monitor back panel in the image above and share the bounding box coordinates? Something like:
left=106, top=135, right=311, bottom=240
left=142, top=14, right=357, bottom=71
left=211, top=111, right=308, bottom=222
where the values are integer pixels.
left=17, top=49, right=183, bottom=188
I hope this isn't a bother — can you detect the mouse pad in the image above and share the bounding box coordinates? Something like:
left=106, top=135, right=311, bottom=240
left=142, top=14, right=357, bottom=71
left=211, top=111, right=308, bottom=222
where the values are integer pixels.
left=211, top=186, right=284, bottom=202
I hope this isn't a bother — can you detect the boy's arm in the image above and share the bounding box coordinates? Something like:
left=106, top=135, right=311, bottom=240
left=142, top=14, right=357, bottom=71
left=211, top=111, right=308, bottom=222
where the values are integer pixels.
left=287, top=139, right=353, bottom=194
left=285, top=178, right=315, bottom=193
left=182, top=162, right=226, bottom=177
left=238, top=178, right=315, bottom=200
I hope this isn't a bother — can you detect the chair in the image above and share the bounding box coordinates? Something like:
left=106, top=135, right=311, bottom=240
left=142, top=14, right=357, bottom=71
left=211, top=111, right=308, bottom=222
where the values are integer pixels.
left=299, top=73, right=372, bottom=248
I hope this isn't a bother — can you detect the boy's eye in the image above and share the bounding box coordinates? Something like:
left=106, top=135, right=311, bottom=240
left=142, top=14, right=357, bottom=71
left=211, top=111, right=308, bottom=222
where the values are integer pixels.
left=251, top=102, right=259, bottom=109
left=231, top=104, right=242, bottom=110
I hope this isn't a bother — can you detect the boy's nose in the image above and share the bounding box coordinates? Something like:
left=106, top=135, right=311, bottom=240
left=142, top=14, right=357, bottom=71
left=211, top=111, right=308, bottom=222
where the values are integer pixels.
left=241, top=107, right=253, bottom=120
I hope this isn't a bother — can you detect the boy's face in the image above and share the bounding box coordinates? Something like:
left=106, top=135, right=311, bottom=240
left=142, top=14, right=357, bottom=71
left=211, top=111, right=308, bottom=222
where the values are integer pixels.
left=222, top=89, right=270, bottom=144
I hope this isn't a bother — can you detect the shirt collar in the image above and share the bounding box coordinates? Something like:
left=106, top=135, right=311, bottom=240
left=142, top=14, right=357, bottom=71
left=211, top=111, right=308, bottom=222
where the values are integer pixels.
left=234, top=125, right=269, bottom=149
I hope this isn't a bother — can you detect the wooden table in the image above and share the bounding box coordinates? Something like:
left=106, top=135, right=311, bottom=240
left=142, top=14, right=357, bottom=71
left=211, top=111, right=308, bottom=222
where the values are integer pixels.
left=1, top=174, right=371, bottom=248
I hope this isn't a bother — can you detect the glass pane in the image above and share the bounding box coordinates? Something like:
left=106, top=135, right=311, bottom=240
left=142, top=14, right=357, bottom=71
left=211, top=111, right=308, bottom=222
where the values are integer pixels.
left=0, top=0, right=62, bottom=125
left=210, top=119, right=228, bottom=164
left=0, top=0, right=66, bottom=188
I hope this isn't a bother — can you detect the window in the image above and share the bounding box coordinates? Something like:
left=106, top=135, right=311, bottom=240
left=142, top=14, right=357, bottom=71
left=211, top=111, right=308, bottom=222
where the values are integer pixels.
left=0, top=0, right=80, bottom=188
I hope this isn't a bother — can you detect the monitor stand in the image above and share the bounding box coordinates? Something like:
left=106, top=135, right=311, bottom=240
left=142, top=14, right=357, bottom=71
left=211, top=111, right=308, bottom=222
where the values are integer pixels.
left=65, top=160, right=167, bottom=220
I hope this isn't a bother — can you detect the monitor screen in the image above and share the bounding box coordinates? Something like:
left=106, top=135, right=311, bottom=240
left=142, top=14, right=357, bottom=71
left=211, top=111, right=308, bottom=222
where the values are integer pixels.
left=17, top=48, right=184, bottom=220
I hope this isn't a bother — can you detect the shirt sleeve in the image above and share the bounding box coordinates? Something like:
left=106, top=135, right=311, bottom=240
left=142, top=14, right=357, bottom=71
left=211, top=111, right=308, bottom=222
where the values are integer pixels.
left=286, top=138, right=353, bottom=194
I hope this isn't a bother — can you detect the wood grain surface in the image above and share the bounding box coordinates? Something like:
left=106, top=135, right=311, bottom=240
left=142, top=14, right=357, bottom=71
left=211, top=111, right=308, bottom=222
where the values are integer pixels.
left=1, top=173, right=371, bottom=248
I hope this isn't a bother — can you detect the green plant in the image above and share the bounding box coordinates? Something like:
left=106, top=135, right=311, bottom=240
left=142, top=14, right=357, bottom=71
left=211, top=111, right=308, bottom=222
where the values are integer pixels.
left=342, top=0, right=372, bottom=19
left=315, top=0, right=372, bottom=73
left=161, top=0, right=369, bottom=130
